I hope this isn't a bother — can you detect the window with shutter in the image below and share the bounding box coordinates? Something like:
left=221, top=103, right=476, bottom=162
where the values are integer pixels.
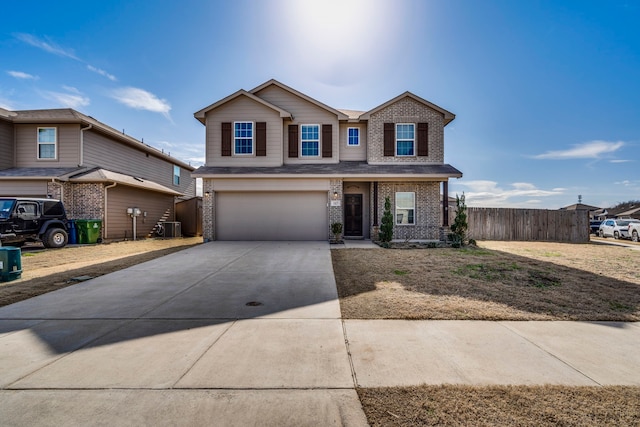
left=288, top=124, right=298, bottom=157
left=322, top=124, right=332, bottom=158
left=256, top=122, right=267, bottom=156
left=221, top=122, right=232, bottom=156
left=383, top=123, right=394, bottom=156
left=417, top=122, right=428, bottom=156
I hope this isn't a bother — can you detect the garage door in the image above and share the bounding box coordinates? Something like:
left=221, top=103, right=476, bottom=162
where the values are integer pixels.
left=216, top=192, right=328, bottom=240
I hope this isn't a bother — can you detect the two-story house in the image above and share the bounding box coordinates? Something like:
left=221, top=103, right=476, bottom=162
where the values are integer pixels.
left=0, top=107, right=196, bottom=240
left=192, top=79, right=462, bottom=241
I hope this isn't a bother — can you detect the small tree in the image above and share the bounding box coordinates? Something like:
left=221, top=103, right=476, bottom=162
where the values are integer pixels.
left=331, top=222, right=343, bottom=242
left=450, top=193, right=468, bottom=247
left=379, top=196, right=394, bottom=243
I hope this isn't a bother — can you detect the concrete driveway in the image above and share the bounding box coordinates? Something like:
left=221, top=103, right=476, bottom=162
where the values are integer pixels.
left=0, top=242, right=368, bottom=426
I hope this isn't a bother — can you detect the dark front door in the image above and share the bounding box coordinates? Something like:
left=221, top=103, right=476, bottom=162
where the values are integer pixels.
left=344, top=194, right=363, bottom=236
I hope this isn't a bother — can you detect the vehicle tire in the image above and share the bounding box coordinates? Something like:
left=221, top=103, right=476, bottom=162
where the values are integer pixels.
left=43, top=228, right=68, bottom=248
left=633, top=230, right=639, bottom=243
left=614, top=231, right=619, bottom=239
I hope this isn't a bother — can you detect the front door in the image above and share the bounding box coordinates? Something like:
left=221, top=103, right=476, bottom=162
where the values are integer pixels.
left=344, top=194, right=363, bottom=236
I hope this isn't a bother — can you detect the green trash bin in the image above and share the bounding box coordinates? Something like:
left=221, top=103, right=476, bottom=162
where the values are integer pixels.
left=75, top=219, right=103, bottom=244
left=0, top=247, right=22, bottom=282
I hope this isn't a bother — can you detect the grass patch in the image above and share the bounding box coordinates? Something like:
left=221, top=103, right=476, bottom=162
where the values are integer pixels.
left=358, top=385, right=640, bottom=426
left=332, top=242, right=640, bottom=321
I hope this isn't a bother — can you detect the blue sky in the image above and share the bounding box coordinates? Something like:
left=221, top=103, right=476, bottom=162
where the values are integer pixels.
left=1, top=0, right=638, bottom=208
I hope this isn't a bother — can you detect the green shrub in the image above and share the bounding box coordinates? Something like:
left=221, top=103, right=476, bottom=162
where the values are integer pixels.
left=379, top=196, right=394, bottom=243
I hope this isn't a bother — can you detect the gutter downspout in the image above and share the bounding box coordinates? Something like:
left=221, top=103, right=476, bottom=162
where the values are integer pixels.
left=79, top=124, right=92, bottom=167
left=50, top=178, right=64, bottom=202
left=104, top=182, right=117, bottom=240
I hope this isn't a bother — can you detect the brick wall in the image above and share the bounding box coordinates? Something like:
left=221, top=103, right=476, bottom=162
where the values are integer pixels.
left=368, top=97, right=445, bottom=164
left=372, top=181, right=441, bottom=240
left=202, top=179, right=215, bottom=241
left=57, top=182, right=105, bottom=219
left=329, top=179, right=343, bottom=238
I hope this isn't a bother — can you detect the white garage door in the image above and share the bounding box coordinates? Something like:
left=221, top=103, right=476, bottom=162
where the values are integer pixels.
left=216, top=192, right=328, bottom=240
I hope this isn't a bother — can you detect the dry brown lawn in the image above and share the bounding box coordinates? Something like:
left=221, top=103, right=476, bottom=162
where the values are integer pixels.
left=332, top=241, right=640, bottom=321
left=358, top=385, right=640, bottom=426
left=0, top=237, right=202, bottom=307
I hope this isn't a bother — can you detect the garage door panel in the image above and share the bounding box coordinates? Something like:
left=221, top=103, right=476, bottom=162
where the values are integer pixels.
left=216, top=192, right=327, bottom=241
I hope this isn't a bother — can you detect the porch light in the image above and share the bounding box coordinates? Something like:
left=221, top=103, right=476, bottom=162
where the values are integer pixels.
left=333, top=191, right=339, bottom=199
left=204, top=191, right=211, bottom=198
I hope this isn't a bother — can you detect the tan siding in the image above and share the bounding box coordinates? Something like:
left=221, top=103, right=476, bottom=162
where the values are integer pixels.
left=339, top=123, right=367, bottom=161
left=0, top=180, right=48, bottom=196
left=0, top=120, right=14, bottom=169
left=83, top=129, right=193, bottom=195
left=205, top=96, right=283, bottom=167
left=253, top=85, right=339, bottom=164
left=15, top=124, right=80, bottom=167
left=106, top=185, right=175, bottom=240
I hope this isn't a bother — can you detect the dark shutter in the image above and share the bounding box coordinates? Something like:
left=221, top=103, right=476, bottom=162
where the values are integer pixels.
left=383, top=123, right=394, bottom=156
left=256, top=122, right=267, bottom=156
left=417, top=122, right=429, bottom=156
left=221, top=122, right=232, bottom=156
left=288, top=124, right=298, bottom=157
left=322, top=124, right=332, bottom=158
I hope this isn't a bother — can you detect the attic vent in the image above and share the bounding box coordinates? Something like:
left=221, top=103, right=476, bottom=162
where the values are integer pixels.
left=133, top=177, right=144, bottom=182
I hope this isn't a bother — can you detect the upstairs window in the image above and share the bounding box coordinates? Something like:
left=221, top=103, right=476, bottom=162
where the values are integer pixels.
left=396, top=123, right=415, bottom=156
left=173, top=165, right=180, bottom=186
left=301, top=125, right=319, bottom=157
left=396, top=192, right=415, bottom=225
left=234, top=121, right=254, bottom=155
left=37, top=127, right=57, bottom=160
left=347, top=127, right=360, bottom=146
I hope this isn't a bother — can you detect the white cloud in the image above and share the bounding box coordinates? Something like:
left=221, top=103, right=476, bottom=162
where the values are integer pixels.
left=532, top=140, right=624, bottom=160
left=87, top=65, right=117, bottom=81
left=44, top=87, right=90, bottom=109
left=15, top=33, right=79, bottom=60
left=110, top=87, right=171, bottom=119
left=7, top=70, right=38, bottom=80
left=454, top=180, right=564, bottom=207
left=610, top=159, right=633, bottom=163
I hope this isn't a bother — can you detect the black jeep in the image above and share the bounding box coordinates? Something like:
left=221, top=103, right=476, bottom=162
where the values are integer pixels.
left=0, top=198, right=69, bottom=248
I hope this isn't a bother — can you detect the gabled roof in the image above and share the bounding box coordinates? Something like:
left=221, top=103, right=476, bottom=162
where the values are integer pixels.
left=250, top=79, right=349, bottom=120
left=68, top=168, right=183, bottom=195
left=615, top=206, right=640, bottom=217
left=359, top=92, right=456, bottom=125
left=5, top=108, right=195, bottom=171
left=194, top=89, right=292, bottom=124
left=560, top=203, right=601, bottom=211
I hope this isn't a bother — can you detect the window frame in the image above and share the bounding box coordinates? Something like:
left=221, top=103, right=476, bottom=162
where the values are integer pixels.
left=300, top=124, right=320, bottom=157
left=173, top=165, right=180, bottom=186
left=37, top=127, right=57, bottom=160
left=233, top=121, right=255, bottom=156
left=395, top=192, right=415, bottom=226
left=347, top=127, right=360, bottom=146
left=395, top=123, right=415, bottom=157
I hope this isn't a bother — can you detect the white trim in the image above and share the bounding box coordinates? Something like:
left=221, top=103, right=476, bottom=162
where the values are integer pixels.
left=233, top=121, right=255, bottom=156
left=395, top=123, right=415, bottom=157
left=395, top=191, right=415, bottom=225
left=300, top=124, right=321, bottom=158
left=173, top=165, right=181, bottom=186
left=37, top=126, right=57, bottom=160
left=347, top=127, right=360, bottom=146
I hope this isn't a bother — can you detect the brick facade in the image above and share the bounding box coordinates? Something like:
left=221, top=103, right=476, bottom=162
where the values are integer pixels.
left=329, top=179, right=343, bottom=237
left=368, top=97, right=445, bottom=164
left=61, top=183, right=105, bottom=220
left=371, top=181, right=442, bottom=240
left=202, top=179, right=215, bottom=241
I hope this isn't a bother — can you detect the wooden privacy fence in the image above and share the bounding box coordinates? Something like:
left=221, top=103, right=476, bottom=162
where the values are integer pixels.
left=465, top=208, right=590, bottom=243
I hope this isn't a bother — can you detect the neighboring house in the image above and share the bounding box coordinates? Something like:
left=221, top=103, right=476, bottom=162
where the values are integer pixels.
left=193, top=79, right=462, bottom=241
left=0, top=107, right=196, bottom=240
left=560, top=203, right=602, bottom=220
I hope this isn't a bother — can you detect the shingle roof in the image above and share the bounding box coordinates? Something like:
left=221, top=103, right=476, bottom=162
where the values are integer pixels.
left=68, top=168, right=183, bottom=195
left=0, top=167, right=84, bottom=179
left=193, top=161, right=462, bottom=179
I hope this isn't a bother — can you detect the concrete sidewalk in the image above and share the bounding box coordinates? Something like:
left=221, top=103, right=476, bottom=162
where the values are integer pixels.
left=1, top=241, right=639, bottom=426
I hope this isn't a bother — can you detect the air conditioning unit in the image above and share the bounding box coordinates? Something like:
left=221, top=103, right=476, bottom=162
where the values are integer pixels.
left=163, top=221, right=182, bottom=238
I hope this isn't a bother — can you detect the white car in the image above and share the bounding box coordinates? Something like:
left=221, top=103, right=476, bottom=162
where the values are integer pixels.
left=598, top=219, right=640, bottom=239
